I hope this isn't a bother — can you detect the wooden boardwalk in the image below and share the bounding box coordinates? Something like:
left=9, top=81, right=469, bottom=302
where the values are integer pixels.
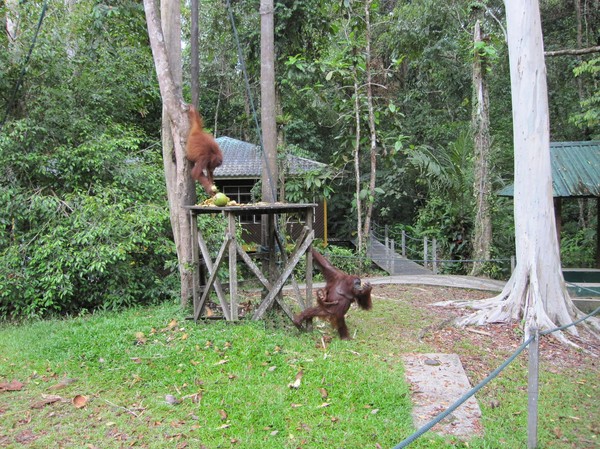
left=367, top=237, right=432, bottom=275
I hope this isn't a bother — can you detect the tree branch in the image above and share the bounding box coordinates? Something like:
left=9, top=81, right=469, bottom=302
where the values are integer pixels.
left=545, top=46, right=600, bottom=57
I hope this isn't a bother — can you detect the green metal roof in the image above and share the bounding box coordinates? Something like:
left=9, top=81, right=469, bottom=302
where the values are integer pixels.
left=498, top=141, right=600, bottom=198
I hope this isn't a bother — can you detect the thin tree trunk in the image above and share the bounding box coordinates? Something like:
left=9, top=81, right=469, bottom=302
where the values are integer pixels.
left=353, top=75, right=363, bottom=253
left=470, top=20, right=493, bottom=276
left=144, top=0, right=197, bottom=308
left=5, top=0, right=19, bottom=49
left=362, top=0, right=377, bottom=246
left=190, top=0, right=200, bottom=108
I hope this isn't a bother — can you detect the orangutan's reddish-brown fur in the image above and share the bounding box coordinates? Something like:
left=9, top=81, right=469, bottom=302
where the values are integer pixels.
left=186, top=106, right=223, bottom=196
left=293, top=248, right=372, bottom=340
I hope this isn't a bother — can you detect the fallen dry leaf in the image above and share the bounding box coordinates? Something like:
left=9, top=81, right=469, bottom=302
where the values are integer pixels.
left=218, top=409, right=228, bottom=420
left=134, top=332, right=147, bottom=345
left=215, top=359, right=228, bottom=366
left=319, top=388, right=328, bottom=399
left=0, top=379, right=24, bottom=392
left=317, top=402, right=330, bottom=408
left=165, top=394, right=181, bottom=405
left=72, top=394, right=88, bottom=408
left=185, top=392, right=202, bottom=403
left=15, top=430, right=37, bottom=444
left=31, top=394, right=62, bottom=409
left=288, top=370, right=303, bottom=389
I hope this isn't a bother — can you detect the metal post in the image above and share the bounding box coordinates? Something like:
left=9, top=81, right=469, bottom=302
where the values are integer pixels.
left=432, top=238, right=438, bottom=274
left=390, top=239, right=395, bottom=273
left=423, top=238, right=428, bottom=269
left=527, top=327, right=540, bottom=449
left=385, top=225, right=389, bottom=249
left=401, top=230, right=406, bottom=257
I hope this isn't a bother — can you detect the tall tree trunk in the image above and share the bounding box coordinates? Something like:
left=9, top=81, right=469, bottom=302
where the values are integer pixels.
left=5, top=0, right=19, bottom=50
left=574, top=0, right=585, bottom=105
left=190, top=0, right=200, bottom=108
left=362, top=0, right=377, bottom=247
left=470, top=20, right=493, bottom=276
left=353, top=75, right=363, bottom=253
left=144, top=0, right=197, bottom=308
left=259, top=0, right=278, bottom=288
left=260, top=0, right=278, bottom=205
left=450, top=0, right=598, bottom=341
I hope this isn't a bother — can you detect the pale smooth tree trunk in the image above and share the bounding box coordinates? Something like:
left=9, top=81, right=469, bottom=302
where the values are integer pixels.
left=144, top=0, right=197, bottom=307
left=470, top=20, right=493, bottom=276
left=450, top=0, right=598, bottom=341
left=5, top=0, right=19, bottom=49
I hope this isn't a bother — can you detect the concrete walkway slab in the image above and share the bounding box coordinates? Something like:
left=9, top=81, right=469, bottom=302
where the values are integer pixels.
left=402, top=353, right=483, bottom=440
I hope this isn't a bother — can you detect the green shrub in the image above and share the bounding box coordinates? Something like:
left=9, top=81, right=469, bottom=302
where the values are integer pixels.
left=0, top=121, right=177, bottom=319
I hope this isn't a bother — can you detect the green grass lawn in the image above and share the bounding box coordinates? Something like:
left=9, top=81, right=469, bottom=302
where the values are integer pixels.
left=0, top=286, right=598, bottom=448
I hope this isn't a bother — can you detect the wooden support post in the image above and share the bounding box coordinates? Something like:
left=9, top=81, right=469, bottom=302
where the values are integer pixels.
left=194, top=233, right=233, bottom=321
left=252, top=229, right=314, bottom=320
left=401, top=230, right=406, bottom=257
left=423, top=237, right=428, bottom=269
left=196, top=231, right=230, bottom=320
left=227, top=212, right=238, bottom=320
left=236, top=241, right=270, bottom=288
left=189, top=211, right=201, bottom=315
left=305, top=208, right=314, bottom=310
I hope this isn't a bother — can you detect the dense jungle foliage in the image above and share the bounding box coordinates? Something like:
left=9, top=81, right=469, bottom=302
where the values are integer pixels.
left=1, top=0, right=598, bottom=318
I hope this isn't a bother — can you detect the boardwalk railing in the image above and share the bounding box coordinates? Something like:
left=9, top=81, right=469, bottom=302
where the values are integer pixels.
left=371, top=223, right=513, bottom=275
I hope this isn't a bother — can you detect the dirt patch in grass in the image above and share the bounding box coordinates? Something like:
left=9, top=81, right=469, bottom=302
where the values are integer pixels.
left=370, top=284, right=598, bottom=380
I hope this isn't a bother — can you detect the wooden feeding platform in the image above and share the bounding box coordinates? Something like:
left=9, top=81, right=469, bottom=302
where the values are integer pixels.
left=184, top=202, right=317, bottom=323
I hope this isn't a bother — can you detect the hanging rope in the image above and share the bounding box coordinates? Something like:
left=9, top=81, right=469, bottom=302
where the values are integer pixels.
left=225, top=0, right=278, bottom=203
left=1, top=0, right=49, bottom=132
